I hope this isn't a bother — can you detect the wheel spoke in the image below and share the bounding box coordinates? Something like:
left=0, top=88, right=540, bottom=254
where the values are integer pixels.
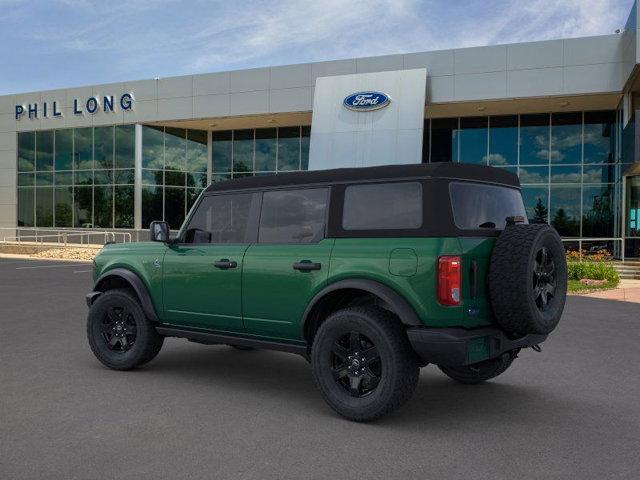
left=331, top=367, right=349, bottom=381
left=106, top=308, right=120, bottom=324
left=349, top=331, right=360, bottom=352
left=119, top=335, right=129, bottom=350
left=540, top=248, right=548, bottom=266
left=363, top=369, right=380, bottom=390
left=108, top=335, right=120, bottom=347
left=361, top=345, right=379, bottom=364
left=332, top=342, right=349, bottom=361
left=99, top=322, right=113, bottom=334
left=349, top=375, right=362, bottom=397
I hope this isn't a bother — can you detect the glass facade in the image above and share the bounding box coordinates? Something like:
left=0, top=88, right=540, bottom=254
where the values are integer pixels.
left=212, top=126, right=310, bottom=180
left=15, top=113, right=620, bottom=245
left=426, top=111, right=620, bottom=240
left=17, top=126, right=135, bottom=228
left=141, top=126, right=208, bottom=229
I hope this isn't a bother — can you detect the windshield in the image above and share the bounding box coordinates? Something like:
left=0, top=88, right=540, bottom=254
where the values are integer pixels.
left=449, top=182, right=527, bottom=230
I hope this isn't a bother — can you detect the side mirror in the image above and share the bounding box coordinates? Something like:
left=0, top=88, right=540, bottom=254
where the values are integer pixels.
left=150, top=221, right=170, bottom=242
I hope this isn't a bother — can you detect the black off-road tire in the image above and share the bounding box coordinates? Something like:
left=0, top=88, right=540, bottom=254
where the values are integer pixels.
left=87, top=289, right=164, bottom=370
left=489, top=224, right=567, bottom=335
left=438, top=351, right=516, bottom=385
left=311, top=306, right=419, bottom=422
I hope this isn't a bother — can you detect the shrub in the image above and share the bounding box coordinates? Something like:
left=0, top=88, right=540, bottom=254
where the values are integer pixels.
left=566, top=249, right=612, bottom=263
left=567, top=261, right=620, bottom=285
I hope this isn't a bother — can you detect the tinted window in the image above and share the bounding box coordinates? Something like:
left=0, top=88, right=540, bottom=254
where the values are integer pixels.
left=184, top=193, right=258, bottom=244
left=450, top=182, right=526, bottom=230
left=259, top=188, right=328, bottom=243
left=343, top=182, right=422, bottom=230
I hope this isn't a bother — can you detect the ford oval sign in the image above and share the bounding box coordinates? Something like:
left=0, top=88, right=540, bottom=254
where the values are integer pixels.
left=343, top=91, right=391, bottom=111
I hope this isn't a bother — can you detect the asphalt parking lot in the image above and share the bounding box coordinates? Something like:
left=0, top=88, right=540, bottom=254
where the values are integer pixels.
left=1, top=257, right=638, bottom=480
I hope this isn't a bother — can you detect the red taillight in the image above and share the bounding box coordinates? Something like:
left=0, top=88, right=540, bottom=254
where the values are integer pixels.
left=437, top=256, right=461, bottom=306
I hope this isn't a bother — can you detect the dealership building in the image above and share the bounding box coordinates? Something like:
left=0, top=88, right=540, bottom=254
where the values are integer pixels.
left=3, top=3, right=640, bottom=256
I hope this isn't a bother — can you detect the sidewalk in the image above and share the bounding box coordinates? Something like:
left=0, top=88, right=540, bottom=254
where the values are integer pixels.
left=574, top=279, right=640, bottom=303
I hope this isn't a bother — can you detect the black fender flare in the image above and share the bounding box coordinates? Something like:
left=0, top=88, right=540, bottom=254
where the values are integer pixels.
left=89, top=268, right=159, bottom=323
left=300, top=279, right=423, bottom=338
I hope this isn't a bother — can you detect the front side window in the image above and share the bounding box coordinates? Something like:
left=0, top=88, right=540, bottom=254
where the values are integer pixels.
left=342, top=182, right=423, bottom=230
left=259, top=188, right=328, bottom=243
left=183, top=193, right=258, bottom=244
left=450, top=182, right=527, bottom=230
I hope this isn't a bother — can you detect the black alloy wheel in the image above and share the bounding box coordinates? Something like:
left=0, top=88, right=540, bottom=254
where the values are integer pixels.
left=311, top=306, right=419, bottom=421
left=331, top=331, right=382, bottom=398
left=533, top=246, right=556, bottom=312
left=87, top=289, right=164, bottom=370
left=101, top=305, right=137, bottom=352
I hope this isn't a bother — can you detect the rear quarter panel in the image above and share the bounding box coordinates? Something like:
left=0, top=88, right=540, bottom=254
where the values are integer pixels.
left=329, top=237, right=477, bottom=328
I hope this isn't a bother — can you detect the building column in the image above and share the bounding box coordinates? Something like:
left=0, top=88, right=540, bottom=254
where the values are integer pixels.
left=134, top=124, right=143, bottom=231
left=207, top=130, right=213, bottom=185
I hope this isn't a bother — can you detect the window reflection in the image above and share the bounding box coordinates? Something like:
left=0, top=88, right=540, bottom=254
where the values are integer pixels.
left=520, top=114, right=549, bottom=165
left=582, top=184, right=614, bottom=237
left=488, top=116, right=517, bottom=166
left=584, top=111, right=615, bottom=164
left=457, top=117, right=487, bottom=164
left=551, top=113, right=582, bottom=164
left=521, top=186, right=549, bottom=224
left=550, top=185, right=581, bottom=237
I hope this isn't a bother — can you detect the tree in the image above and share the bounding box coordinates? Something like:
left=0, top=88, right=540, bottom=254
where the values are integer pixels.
left=532, top=198, right=548, bottom=224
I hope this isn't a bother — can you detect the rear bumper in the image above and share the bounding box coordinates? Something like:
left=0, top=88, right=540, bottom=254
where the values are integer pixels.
left=406, top=326, right=547, bottom=367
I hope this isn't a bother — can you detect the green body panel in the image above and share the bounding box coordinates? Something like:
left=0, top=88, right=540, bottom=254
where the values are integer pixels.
left=458, top=237, right=497, bottom=327
left=92, top=235, right=496, bottom=342
left=241, top=239, right=334, bottom=340
left=329, top=238, right=461, bottom=328
left=93, top=242, right=168, bottom=316
left=162, top=243, right=249, bottom=331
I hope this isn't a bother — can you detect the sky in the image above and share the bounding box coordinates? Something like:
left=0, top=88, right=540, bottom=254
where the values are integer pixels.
left=0, top=0, right=636, bottom=95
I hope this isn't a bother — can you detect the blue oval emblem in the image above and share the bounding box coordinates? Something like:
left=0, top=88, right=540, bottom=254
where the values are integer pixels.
left=343, top=91, right=391, bottom=111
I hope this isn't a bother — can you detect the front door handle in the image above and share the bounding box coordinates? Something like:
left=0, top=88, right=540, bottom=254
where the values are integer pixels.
left=293, top=261, right=321, bottom=271
left=214, top=259, right=237, bottom=269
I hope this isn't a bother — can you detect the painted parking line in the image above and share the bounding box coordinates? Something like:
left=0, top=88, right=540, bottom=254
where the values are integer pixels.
left=73, top=269, right=93, bottom=274
left=15, top=263, right=89, bottom=270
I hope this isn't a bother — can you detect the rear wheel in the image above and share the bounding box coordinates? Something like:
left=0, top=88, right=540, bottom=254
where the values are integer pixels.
left=438, top=351, right=517, bottom=385
left=311, top=306, right=419, bottom=422
left=87, top=289, right=164, bottom=370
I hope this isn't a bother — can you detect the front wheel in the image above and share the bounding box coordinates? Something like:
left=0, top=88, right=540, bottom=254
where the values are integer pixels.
left=311, top=306, right=419, bottom=422
left=87, top=289, right=164, bottom=370
left=438, top=351, right=517, bottom=385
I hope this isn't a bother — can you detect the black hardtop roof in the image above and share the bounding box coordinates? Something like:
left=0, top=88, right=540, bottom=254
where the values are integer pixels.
left=204, top=162, right=520, bottom=193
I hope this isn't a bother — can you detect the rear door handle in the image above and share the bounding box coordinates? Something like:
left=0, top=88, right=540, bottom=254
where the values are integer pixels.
left=214, top=259, right=237, bottom=269
left=293, top=261, right=321, bottom=271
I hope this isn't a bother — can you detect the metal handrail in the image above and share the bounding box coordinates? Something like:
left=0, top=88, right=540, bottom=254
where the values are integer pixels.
left=561, top=237, right=625, bottom=262
left=0, top=228, right=131, bottom=246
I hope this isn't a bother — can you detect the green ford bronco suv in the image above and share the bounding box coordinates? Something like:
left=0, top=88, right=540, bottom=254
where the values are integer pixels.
left=86, top=163, right=567, bottom=421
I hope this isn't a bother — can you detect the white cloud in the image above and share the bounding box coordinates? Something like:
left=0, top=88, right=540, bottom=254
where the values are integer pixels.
left=2, top=0, right=635, bottom=90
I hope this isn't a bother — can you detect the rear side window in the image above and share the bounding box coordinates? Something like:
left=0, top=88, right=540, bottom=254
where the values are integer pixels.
left=183, top=193, right=259, bottom=244
left=449, top=182, right=526, bottom=230
left=259, top=188, right=328, bottom=243
left=342, top=182, right=422, bottom=230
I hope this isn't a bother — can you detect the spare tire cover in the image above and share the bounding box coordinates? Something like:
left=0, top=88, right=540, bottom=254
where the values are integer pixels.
left=489, top=224, right=567, bottom=335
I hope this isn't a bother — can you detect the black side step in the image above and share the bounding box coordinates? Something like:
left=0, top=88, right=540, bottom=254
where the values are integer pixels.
left=156, top=326, right=309, bottom=360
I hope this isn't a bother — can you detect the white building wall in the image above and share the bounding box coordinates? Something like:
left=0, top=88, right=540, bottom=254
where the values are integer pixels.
left=308, top=69, right=426, bottom=170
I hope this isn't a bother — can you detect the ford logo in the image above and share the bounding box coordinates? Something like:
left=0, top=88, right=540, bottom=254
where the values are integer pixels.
left=343, top=91, right=391, bottom=111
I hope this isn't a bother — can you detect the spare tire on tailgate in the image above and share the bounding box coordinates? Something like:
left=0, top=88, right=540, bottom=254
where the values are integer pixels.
left=489, top=223, right=567, bottom=335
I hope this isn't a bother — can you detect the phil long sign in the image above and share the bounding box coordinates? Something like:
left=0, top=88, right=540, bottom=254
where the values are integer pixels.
left=15, top=93, right=134, bottom=120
